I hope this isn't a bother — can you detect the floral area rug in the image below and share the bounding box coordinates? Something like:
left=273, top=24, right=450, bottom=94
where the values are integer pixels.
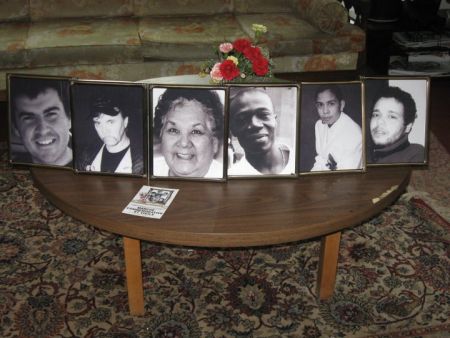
left=1, top=135, right=449, bottom=338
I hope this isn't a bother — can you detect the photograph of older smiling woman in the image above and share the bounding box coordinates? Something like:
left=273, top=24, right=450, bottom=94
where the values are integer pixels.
left=151, top=88, right=225, bottom=179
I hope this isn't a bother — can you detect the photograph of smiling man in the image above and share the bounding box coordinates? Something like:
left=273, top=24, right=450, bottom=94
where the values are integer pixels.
left=364, top=77, right=429, bottom=166
left=151, top=87, right=226, bottom=180
left=8, top=75, right=72, bottom=168
left=228, top=85, right=298, bottom=177
left=299, top=82, right=364, bottom=174
left=72, top=81, right=146, bottom=176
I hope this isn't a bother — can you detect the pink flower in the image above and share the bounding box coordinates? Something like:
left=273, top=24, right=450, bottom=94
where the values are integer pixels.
left=210, top=62, right=223, bottom=82
left=219, top=42, right=233, bottom=53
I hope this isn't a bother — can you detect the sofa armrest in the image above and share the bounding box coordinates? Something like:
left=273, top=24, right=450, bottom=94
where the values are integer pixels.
left=294, top=0, right=349, bottom=34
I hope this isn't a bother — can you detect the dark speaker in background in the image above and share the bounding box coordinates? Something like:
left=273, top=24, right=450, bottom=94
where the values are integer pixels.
left=403, top=0, right=443, bottom=28
left=369, top=0, right=403, bottom=22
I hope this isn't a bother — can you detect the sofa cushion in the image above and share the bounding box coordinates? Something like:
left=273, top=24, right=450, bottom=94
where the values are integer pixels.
left=134, top=0, right=233, bottom=16
left=0, top=0, right=365, bottom=88
left=302, top=24, right=365, bottom=56
left=25, top=18, right=142, bottom=67
left=348, top=24, right=366, bottom=50
left=0, top=61, right=205, bottom=92
left=295, top=0, right=348, bottom=34
left=237, top=14, right=365, bottom=56
left=273, top=52, right=359, bottom=72
left=0, top=0, right=29, bottom=22
left=0, top=51, right=359, bottom=94
left=237, top=13, right=327, bottom=57
left=234, top=0, right=293, bottom=14
left=0, top=23, right=28, bottom=68
left=29, top=0, right=133, bottom=20
left=139, top=15, right=248, bottom=59
left=237, top=13, right=319, bottom=41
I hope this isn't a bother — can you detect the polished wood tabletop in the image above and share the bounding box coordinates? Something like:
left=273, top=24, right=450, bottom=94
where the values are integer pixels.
left=31, top=166, right=411, bottom=248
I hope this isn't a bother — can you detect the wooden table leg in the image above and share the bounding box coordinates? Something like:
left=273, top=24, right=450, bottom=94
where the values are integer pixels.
left=317, top=231, right=341, bottom=300
left=123, top=236, right=145, bottom=315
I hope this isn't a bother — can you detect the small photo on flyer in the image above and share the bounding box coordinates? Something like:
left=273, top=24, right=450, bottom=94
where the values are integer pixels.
left=122, top=185, right=179, bottom=219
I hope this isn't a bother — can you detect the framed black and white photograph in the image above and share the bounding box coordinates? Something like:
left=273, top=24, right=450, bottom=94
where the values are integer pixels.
left=151, top=86, right=226, bottom=181
left=8, top=74, right=73, bottom=169
left=71, top=80, right=147, bottom=177
left=363, top=77, right=430, bottom=166
left=227, top=85, right=298, bottom=178
left=299, top=81, right=365, bottom=174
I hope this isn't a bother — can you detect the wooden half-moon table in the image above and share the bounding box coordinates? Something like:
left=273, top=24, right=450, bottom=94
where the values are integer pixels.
left=31, top=166, right=411, bottom=315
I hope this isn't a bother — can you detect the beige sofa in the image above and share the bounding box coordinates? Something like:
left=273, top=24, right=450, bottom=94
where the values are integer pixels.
left=0, top=0, right=365, bottom=92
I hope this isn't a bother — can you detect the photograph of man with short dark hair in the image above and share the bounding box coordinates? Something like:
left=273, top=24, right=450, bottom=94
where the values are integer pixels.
left=72, top=82, right=146, bottom=176
left=299, top=82, right=364, bottom=174
left=228, top=85, right=298, bottom=177
left=9, top=75, right=72, bottom=168
left=364, top=78, right=429, bottom=165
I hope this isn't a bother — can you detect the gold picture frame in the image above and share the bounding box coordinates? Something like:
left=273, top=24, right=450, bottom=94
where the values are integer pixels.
left=299, top=81, right=366, bottom=175
left=149, top=84, right=228, bottom=182
left=71, top=79, right=148, bottom=177
left=362, top=76, right=430, bottom=167
left=8, top=73, right=74, bottom=170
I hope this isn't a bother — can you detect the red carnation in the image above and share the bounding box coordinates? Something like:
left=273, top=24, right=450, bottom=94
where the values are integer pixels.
left=233, top=38, right=252, bottom=53
left=252, top=57, right=269, bottom=76
left=243, top=46, right=263, bottom=62
left=219, top=60, right=240, bottom=80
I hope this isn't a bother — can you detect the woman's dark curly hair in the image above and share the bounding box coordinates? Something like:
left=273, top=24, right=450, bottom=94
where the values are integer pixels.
left=153, top=88, right=224, bottom=143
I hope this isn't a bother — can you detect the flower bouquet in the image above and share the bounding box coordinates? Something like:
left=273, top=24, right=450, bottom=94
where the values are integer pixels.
left=200, top=24, right=274, bottom=83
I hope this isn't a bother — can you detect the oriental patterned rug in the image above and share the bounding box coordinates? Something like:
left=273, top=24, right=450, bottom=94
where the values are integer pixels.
left=1, top=135, right=449, bottom=338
